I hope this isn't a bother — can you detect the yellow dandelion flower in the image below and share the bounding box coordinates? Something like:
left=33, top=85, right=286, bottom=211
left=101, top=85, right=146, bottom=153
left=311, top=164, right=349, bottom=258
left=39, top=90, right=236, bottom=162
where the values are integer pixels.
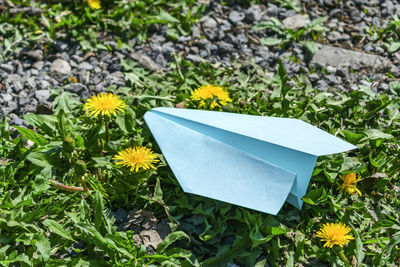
left=88, top=0, right=101, bottom=9
left=339, top=173, right=362, bottom=196
left=83, top=93, right=127, bottom=118
left=113, top=146, right=159, bottom=172
left=191, top=84, right=232, bottom=109
left=316, top=222, right=354, bottom=248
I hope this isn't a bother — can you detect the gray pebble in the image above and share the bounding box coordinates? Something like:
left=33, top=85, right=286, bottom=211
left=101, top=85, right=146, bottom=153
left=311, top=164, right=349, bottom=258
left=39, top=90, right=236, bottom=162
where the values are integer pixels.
left=39, top=80, right=51, bottom=89
left=0, top=64, right=14, bottom=73
left=2, top=93, right=13, bottom=102
left=192, top=25, right=202, bottom=39
left=219, top=41, right=235, bottom=53
left=24, top=50, right=43, bottom=61
left=220, top=20, right=232, bottom=31
left=33, top=61, right=44, bottom=70
left=375, top=46, right=384, bottom=54
left=229, top=10, right=245, bottom=24
left=236, top=32, right=248, bottom=45
left=78, top=62, right=93, bottom=71
left=151, top=35, right=166, bottom=44
left=26, top=77, right=36, bottom=89
left=282, top=14, right=310, bottom=30
left=316, top=80, right=329, bottom=91
left=35, top=90, right=50, bottom=102
left=50, top=59, right=71, bottom=77
left=327, top=31, right=342, bottom=42
left=6, top=101, right=18, bottom=114
left=178, top=36, right=191, bottom=43
left=325, top=74, right=339, bottom=85
left=6, top=74, right=24, bottom=93
left=309, top=73, right=320, bottom=82
left=202, top=16, right=217, bottom=28
left=155, top=54, right=167, bottom=68
left=245, top=5, right=262, bottom=22
left=186, top=54, right=202, bottom=64
left=326, top=66, right=337, bottom=73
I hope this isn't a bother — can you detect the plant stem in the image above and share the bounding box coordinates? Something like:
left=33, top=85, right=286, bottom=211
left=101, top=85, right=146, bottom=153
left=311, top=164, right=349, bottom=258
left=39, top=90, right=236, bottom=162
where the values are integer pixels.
left=104, top=116, right=109, bottom=144
left=338, top=249, right=350, bottom=267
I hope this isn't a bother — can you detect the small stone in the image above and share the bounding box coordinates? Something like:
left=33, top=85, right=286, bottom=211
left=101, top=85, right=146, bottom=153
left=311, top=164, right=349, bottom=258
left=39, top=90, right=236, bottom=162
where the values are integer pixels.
left=245, top=5, right=262, bottom=22
left=2, top=93, right=13, bottom=102
left=200, top=50, right=208, bottom=57
left=363, top=43, right=374, bottom=52
left=105, top=72, right=125, bottom=86
left=308, top=73, right=320, bottom=82
left=178, top=36, right=191, bottom=42
left=192, top=25, right=201, bottom=39
left=78, top=62, right=93, bottom=71
left=54, top=41, right=68, bottom=52
left=241, top=47, right=253, bottom=56
left=151, top=35, right=166, bottom=44
left=375, top=46, right=384, bottom=54
left=71, top=55, right=83, bottom=63
left=23, top=50, right=43, bottom=61
left=6, top=74, right=24, bottom=93
left=380, top=83, right=389, bottom=91
left=360, top=80, right=372, bottom=87
left=18, top=91, right=30, bottom=106
left=130, top=52, right=161, bottom=71
left=9, top=113, right=25, bottom=126
left=329, top=8, right=343, bottom=17
left=162, top=42, right=175, bottom=55
left=254, top=46, right=270, bottom=61
left=312, top=44, right=389, bottom=70
left=155, top=54, right=167, bottom=68
left=33, top=61, right=44, bottom=70
left=186, top=54, right=202, bottom=63
left=266, top=4, right=279, bottom=17
left=66, top=83, right=88, bottom=94
left=26, top=77, right=36, bottom=89
left=228, top=10, right=245, bottom=24
left=204, top=28, right=218, bottom=41
left=202, top=16, right=217, bottom=28
left=30, top=69, right=38, bottom=76
left=325, top=74, right=339, bottom=85
left=39, top=80, right=51, bottom=89
left=35, top=90, right=50, bottom=102
left=282, top=14, right=310, bottom=30
left=327, top=31, right=342, bottom=42
left=220, top=20, right=232, bottom=32
left=0, top=64, right=14, bottom=73
left=50, top=59, right=71, bottom=78
left=236, top=32, right=248, bottom=45
left=219, top=41, right=235, bottom=53
left=6, top=101, right=18, bottom=114
left=326, top=66, right=337, bottom=73
left=150, top=43, right=162, bottom=53
left=316, top=80, right=329, bottom=91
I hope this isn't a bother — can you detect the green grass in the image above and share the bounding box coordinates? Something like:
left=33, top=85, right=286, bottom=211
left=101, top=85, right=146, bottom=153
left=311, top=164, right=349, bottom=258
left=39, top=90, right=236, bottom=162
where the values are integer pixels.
left=0, top=0, right=205, bottom=60
left=1, top=58, right=400, bottom=266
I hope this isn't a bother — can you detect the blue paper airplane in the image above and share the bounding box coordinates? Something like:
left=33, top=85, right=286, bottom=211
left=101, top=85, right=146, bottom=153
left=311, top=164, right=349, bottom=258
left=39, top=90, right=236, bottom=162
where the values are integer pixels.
left=144, top=107, right=357, bottom=215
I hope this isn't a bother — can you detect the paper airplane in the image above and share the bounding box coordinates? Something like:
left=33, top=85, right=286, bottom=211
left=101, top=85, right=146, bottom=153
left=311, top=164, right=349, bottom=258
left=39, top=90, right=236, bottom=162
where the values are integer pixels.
left=144, top=107, right=357, bottom=215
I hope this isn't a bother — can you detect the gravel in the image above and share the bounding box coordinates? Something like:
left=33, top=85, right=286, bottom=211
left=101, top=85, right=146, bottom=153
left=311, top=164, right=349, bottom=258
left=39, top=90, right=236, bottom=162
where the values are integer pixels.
left=2, top=0, right=400, bottom=127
